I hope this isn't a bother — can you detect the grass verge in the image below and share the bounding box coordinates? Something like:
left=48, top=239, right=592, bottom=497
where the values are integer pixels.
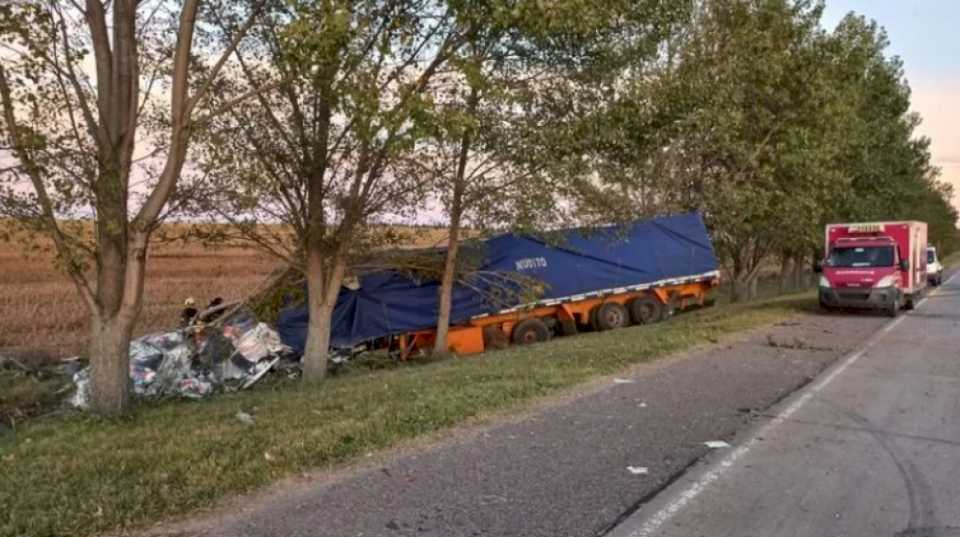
left=0, top=368, right=71, bottom=424
left=0, top=292, right=815, bottom=537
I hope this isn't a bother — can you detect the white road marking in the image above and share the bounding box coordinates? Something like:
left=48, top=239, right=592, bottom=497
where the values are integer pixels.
left=622, top=269, right=959, bottom=537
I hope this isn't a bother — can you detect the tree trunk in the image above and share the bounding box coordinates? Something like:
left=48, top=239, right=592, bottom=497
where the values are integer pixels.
left=434, top=87, right=477, bottom=355
left=778, top=254, right=794, bottom=293
left=88, top=315, right=134, bottom=416
left=731, top=276, right=751, bottom=303
left=302, top=248, right=347, bottom=382
left=791, top=253, right=807, bottom=289
left=730, top=246, right=764, bottom=303
left=434, top=222, right=461, bottom=355
left=729, top=247, right=749, bottom=303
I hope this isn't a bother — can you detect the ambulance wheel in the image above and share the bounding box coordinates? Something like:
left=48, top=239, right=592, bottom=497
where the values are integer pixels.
left=593, top=302, right=629, bottom=331
left=886, top=296, right=900, bottom=318
left=512, top=318, right=551, bottom=345
left=628, top=296, right=662, bottom=324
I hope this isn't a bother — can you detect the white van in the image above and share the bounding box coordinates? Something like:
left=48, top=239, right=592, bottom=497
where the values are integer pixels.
left=927, top=246, right=944, bottom=286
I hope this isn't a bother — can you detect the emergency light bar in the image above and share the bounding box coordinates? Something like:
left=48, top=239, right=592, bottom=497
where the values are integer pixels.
left=848, top=223, right=885, bottom=233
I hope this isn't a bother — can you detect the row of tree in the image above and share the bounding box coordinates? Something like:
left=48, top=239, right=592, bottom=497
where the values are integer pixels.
left=1, top=0, right=956, bottom=414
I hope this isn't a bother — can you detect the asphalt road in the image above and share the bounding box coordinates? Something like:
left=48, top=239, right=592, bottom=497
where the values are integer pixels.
left=160, top=298, right=902, bottom=537
left=610, top=273, right=960, bottom=537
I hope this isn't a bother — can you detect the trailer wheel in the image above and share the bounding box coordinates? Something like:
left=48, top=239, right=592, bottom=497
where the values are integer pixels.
left=627, top=296, right=662, bottom=324
left=593, top=302, right=629, bottom=331
left=512, top=318, right=551, bottom=345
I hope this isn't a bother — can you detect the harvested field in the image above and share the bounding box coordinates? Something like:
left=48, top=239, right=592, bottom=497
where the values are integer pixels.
left=0, top=243, right=279, bottom=365
left=0, top=223, right=454, bottom=366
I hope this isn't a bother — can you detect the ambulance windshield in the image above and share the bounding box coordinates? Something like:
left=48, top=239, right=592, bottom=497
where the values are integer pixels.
left=826, top=246, right=895, bottom=268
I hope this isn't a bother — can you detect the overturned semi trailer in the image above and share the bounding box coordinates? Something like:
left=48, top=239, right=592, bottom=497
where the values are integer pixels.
left=278, top=212, right=720, bottom=357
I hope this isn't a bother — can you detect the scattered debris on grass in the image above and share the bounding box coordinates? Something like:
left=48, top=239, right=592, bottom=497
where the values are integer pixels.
left=765, top=334, right=834, bottom=352
left=235, top=411, right=256, bottom=426
left=69, top=308, right=297, bottom=409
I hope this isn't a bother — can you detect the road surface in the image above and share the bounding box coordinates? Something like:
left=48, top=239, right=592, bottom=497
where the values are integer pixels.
left=610, top=273, right=960, bottom=537
left=155, top=298, right=902, bottom=537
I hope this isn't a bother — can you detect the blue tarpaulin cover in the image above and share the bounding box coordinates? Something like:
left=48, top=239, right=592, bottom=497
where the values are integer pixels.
left=277, top=212, right=718, bottom=353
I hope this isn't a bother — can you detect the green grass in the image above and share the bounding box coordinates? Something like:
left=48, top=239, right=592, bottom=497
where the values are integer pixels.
left=942, top=249, right=960, bottom=269
left=0, top=292, right=815, bottom=537
left=0, top=369, right=71, bottom=424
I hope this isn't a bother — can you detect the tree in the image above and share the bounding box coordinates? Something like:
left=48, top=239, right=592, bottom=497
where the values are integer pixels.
left=421, top=0, right=689, bottom=352
left=603, top=0, right=833, bottom=300
left=189, top=0, right=484, bottom=380
left=600, top=3, right=957, bottom=300
left=0, top=1, right=261, bottom=414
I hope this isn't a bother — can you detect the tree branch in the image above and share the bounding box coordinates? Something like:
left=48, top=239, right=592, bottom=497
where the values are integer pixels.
left=184, top=0, right=267, bottom=118
left=0, top=63, right=98, bottom=313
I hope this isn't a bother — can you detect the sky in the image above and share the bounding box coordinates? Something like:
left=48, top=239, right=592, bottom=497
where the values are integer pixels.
left=821, top=0, right=960, bottom=209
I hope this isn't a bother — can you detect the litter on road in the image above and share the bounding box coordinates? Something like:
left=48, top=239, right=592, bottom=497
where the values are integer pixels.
left=627, top=466, right=649, bottom=475
left=704, top=440, right=731, bottom=449
left=613, top=378, right=635, bottom=384
left=69, top=308, right=296, bottom=409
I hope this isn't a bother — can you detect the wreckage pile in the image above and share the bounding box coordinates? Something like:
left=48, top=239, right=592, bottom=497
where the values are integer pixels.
left=70, top=308, right=296, bottom=409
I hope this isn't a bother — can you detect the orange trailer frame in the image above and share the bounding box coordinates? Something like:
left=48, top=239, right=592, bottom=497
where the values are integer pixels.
left=392, top=271, right=720, bottom=359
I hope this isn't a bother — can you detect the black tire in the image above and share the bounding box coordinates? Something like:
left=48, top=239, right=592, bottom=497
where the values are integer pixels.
left=593, top=302, right=629, bottom=331
left=886, top=295, right=900, bottom=318
left=627, top=296, right=663, bottom=324
left=512, top=318, right=551, bottom=345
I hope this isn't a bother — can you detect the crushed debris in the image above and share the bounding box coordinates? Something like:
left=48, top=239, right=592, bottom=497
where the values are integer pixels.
left=69, top=308, right=296, bottom=409
left=235, top=411, right=256, bottom=426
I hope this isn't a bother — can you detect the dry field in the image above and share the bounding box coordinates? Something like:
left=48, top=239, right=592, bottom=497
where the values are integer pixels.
left=0, top=242, right=279, bottom=364
left=0, top=224, right=454, bottom=365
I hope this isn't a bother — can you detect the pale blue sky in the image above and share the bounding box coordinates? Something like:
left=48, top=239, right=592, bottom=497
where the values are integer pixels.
left=822, top=0, right=960, bottom=78
left=822, top=1, right=960, bottom=205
